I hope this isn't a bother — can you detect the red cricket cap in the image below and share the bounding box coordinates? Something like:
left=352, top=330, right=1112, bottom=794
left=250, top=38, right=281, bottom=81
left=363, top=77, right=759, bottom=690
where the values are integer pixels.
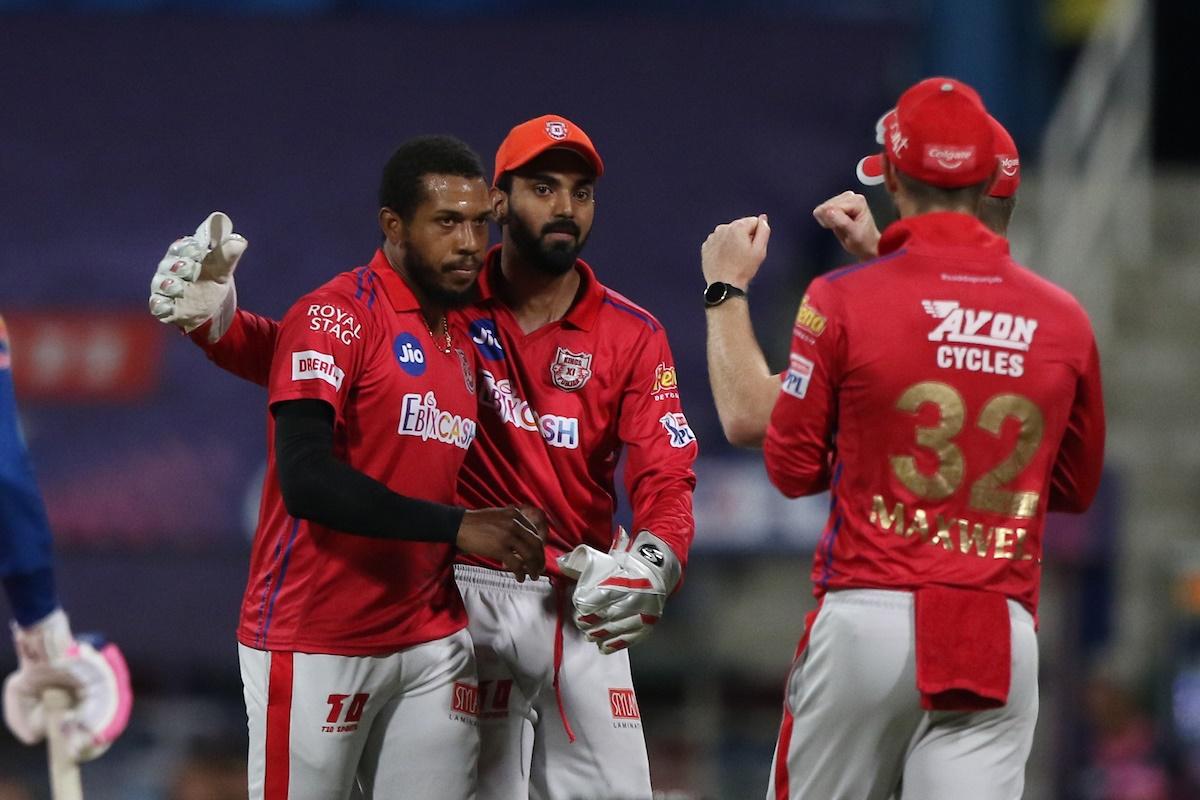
left=493, top=115, right=604, bottom=187
left=853, top=77, right=997, bottom=190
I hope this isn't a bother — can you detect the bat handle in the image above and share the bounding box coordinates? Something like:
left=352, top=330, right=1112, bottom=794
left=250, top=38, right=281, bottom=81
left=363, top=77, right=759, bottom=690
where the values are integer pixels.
left=43, top=687, right=84, bottom=800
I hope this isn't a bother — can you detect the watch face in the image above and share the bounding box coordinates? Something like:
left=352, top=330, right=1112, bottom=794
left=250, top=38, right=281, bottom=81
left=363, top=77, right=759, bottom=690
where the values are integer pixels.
left=704, top=283, right=727, bottom=305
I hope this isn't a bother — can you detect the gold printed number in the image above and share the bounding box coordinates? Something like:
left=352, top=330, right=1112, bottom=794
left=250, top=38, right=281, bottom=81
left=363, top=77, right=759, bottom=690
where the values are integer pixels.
left=891, top=383, right=1043, bottom=518
left=969, top=395, right=1043, bottom=519
left=890, top=382, right=965, bottom=501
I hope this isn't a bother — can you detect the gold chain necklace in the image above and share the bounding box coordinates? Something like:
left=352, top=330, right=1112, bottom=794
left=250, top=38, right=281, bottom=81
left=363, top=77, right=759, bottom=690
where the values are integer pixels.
left=426, top=315, right=452, bottom=354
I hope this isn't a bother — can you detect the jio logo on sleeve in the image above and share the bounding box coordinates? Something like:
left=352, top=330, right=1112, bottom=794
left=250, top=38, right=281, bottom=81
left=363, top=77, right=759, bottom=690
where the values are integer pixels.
left=394, top=332, right=427, bottom=376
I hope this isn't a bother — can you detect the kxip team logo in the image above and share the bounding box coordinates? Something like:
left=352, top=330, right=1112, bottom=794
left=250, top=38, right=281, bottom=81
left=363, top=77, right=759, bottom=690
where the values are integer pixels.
left=550, top=347, right=593, bottom=391
left=545, top=120, right=568, bottom=140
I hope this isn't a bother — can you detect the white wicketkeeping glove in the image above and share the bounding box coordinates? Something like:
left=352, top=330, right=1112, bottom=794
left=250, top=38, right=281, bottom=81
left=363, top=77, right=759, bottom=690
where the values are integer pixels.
left=558, top=528, right=681, bottom=655
left=3, top=609, right=133, bottom=763
left=148, top=211, right=247, bottom=342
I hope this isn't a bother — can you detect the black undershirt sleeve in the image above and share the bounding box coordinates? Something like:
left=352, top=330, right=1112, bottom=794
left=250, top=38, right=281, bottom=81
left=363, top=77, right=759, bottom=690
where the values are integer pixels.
left=271, top=399, right=465, bottom=543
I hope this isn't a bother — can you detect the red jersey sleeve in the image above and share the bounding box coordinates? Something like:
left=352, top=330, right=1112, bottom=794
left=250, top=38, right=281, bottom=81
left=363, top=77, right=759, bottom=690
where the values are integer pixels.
left=763, top=279, right=844, bottom=498
left=268, top=287, right=370, bottom=421
left=1048, top=335, right=1106, bottom=512
left=189, top=308, right=280, bottom=388
left=617, top=327, right=697, bottom=569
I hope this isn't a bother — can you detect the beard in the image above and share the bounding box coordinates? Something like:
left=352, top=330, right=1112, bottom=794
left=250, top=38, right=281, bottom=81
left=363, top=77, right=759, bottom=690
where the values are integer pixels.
left=403, top=245, right=479, bottom=309
left=507, top=211, right=589, bottom=277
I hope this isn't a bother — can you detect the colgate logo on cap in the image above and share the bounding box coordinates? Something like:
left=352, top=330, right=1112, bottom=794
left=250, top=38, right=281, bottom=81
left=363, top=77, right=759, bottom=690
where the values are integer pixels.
left=545, top=121, right=568, bottom=140
left=924, top=144, right=976, bottom=171
left=999, top=156, right=1019, bottom=177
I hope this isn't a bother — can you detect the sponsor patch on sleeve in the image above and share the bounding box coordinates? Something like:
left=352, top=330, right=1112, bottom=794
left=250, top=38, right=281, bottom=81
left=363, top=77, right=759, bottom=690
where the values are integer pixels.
left=651, top=362, right=679, bottom=400
left=781, top=354, right=814, bottom=399
left=793, top=294, right=827, bottom=340
left=291, top=350, right=345, bottom=391
left=658, top=412, right=697, bottom=448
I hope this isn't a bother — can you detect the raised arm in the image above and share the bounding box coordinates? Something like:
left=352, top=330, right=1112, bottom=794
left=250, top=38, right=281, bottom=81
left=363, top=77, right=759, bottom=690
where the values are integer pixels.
left=701, top=215, right=783, bottom=447
left=149, top=212, right=278, bottom=386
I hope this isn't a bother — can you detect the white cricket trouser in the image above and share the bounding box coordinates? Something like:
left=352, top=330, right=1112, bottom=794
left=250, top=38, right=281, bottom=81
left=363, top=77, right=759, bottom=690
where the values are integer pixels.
left=767, top=589, right=1039, bottom=800
left=239, top=629, right=479, bottom=800
left=454, top=564, right=654, bottom=800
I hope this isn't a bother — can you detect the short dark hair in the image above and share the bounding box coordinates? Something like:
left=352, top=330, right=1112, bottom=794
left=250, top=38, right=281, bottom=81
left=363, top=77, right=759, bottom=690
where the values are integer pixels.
left=494, top=172, right=513, bottom=193
left=379, top=135, right=485, bottom=221
left=894, top=169, right=990, bottom=215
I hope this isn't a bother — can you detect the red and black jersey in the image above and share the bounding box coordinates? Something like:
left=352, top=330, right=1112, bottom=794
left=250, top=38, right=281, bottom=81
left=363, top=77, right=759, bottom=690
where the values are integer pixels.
left=198, top=246, right=697, bottom=580
left=763, top=212, right=1105, bottom=613
left=239, top=250, right=477, bottom=656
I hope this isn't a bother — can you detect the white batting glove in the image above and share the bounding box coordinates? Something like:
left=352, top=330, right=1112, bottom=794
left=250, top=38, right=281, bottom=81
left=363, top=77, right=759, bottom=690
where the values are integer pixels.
left=3, top=609, right=133, bottom=763
left=558, top=528, right=681, bottom=654
left=148, top=211, right=247, bottom=342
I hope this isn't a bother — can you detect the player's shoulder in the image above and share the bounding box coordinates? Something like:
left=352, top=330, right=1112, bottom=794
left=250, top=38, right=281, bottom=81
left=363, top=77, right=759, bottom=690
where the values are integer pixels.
left=288, top=267, right=379, bottom=316
left=819, top=248, right=909, bottom=289
left=597, top=287, right=665, bottom=337
left=1005, top=260, right=1093, bottom=328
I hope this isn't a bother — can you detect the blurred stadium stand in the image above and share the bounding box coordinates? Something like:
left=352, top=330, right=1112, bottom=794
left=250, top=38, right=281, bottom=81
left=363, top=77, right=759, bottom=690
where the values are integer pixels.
left=2, top=0, right=1198, bottom=797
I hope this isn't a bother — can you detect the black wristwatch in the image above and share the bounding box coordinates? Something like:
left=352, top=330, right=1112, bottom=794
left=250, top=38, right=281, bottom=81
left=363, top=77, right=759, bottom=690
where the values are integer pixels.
left=704, top=282, right=747, bottom=308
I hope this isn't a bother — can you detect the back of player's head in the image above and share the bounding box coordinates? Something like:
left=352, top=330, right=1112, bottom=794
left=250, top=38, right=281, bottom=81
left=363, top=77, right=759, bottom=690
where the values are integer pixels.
left=379, top=135, right=485, bottom=221
left=492, top=115, right=604, bottom=189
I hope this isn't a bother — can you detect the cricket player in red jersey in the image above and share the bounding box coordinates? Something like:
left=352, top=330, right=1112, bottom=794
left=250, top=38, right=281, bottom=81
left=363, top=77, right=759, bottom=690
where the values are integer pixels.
left=708, top=110, right=1024, bottom=446
left=704, top=78, right=1105, bottom=799
left=158, top=137, right=549, bottom=800
left=149, top=117, right=697, bottom=798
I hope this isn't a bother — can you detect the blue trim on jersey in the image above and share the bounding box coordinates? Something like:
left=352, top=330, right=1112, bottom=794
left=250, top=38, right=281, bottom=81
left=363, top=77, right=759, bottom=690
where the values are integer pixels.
left=818, top=461, right=845, bottom=590
left=252, top=527, right=286, bottom=647
left=353, top=267, right=366, bottom=300
left=259, top=518, right=301, bottom=646
left=602, top=297, right=659, bottom=332
left=824, top=248, right=906, bottom=283
left=366, top=271, right=378, bottom=310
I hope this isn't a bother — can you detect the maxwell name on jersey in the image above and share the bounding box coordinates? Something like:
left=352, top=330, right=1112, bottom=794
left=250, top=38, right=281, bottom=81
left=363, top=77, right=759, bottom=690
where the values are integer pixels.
left=923, top=300, right=1037, bottom=378
left=478, top=370, right=580, bottom=450
left=398, top=391, right=477, bottom=450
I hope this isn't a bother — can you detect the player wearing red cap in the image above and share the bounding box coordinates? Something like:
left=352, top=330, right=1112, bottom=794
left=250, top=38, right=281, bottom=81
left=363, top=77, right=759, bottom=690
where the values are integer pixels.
left=149, top=117, right=697, bottom=799
left=153, top=137, right=550, bottom=800
left=707, top=107, right=1024, bottom=447
left=705, top=78, right=1104, bottom=799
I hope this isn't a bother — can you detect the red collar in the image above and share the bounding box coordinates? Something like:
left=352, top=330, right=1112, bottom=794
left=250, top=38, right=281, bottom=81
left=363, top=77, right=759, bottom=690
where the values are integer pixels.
left=878, top=212, right=1010, bottom=258
left=477, top=245, right=606, bottom=331
left=366, top=249, right=422, bottom=312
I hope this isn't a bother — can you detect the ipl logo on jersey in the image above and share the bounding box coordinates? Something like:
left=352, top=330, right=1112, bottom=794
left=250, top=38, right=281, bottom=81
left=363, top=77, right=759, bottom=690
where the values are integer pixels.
left=550, top=347, right=593, bottom=391
left=659, top=412, right=696, bottom=449
left=782, top=354, right=814, bottom=399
